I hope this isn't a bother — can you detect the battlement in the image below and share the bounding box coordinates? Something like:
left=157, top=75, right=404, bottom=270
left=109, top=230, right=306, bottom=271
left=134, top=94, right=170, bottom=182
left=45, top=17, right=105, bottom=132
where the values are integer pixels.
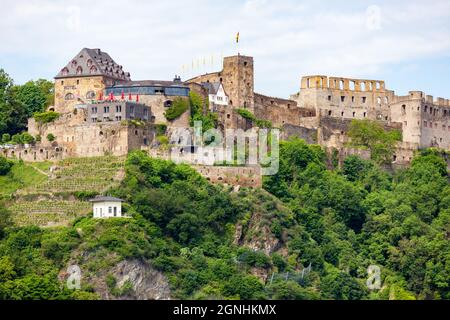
left=301, top=75, right=386, bottom=92
left=405, top=91, right=450, bottom=107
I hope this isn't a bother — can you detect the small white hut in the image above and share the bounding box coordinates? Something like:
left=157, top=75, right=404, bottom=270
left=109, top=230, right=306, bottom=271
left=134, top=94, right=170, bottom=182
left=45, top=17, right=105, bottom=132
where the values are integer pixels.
left=89, top=196, right=124, bottom=218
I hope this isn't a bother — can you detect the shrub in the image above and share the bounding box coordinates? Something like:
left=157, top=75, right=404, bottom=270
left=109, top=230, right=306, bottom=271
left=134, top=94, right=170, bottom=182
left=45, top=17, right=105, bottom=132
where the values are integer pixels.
left=1, top=134, right=10, bottom=144
left=47, top=133, right=56, bottom=142
left=0, top=157, right=12, bottom=175
left=33, top=111, right=60, bottom=124
left=165, top=98, right=189, bottom=121
left=155, top=124, right=167, bottom=136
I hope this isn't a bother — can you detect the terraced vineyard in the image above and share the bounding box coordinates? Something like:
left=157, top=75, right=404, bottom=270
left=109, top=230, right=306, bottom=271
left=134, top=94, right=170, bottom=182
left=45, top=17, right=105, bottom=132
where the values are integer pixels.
left=9, top=156, right=126, bottom=227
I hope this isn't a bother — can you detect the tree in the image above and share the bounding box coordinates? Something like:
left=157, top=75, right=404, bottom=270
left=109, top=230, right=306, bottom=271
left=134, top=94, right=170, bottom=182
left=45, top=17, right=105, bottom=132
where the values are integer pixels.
left=347, top=120, right=401, bottom=164
left=342, top=155, right=373, bottom=182
left=0, top=69, right=27, bottom=136
left=14, top=80, right=48, bottom=118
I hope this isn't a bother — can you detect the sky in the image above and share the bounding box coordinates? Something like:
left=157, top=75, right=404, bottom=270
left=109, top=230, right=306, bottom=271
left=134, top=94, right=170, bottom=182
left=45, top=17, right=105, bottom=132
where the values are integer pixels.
left=1, top=0, right=450, bottom=99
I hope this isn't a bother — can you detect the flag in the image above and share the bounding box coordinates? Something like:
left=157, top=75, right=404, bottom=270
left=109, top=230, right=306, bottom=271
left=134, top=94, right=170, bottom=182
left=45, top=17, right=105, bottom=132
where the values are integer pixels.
left=128, top=93, right=132, bottom=100
left=109, top=92, right=114, bottom=101
left=99, top=92, right=103, bottom=101
left=136, top=94, right=139, bottom=102
left=121, top=91, right=125, bottom=100
left=236, top=32, right=239, bottom=43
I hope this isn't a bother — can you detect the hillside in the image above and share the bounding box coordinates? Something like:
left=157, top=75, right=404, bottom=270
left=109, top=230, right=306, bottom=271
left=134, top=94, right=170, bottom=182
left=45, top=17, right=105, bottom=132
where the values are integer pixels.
left=1, top=156, right=125, bottom=227
left=0, top=141, right=449, bottom=300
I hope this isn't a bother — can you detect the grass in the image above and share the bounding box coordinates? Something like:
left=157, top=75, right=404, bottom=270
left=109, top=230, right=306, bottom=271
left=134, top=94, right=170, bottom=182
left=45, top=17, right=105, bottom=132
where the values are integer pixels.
left=0, top=161, right=49, bottom=198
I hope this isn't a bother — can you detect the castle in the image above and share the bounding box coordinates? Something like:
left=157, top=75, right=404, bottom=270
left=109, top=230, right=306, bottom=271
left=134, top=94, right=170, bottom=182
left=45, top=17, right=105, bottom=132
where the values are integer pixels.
left=2, top=48, right=449, bottom=175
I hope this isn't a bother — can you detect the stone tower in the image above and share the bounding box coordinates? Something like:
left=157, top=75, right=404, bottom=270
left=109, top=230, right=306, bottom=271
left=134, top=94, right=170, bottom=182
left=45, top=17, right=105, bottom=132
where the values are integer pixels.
left=221, top=55, right=254, bottom=111
left=54, top=48, right=131, bottom=113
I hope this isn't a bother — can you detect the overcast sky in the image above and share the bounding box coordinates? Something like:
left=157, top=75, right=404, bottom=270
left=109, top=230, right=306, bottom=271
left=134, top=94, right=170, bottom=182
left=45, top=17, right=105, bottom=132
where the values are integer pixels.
left=1, top=0, right=450, bottom=99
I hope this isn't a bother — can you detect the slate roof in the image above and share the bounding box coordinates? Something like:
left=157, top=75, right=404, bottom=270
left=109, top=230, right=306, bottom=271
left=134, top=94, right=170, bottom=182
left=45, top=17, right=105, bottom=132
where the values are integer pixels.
left=55, top=48, right=131, bottom=81
left=89, top=196, right=124, bottom=203
left=201, top=82, right=221, bottom=95
left=108, top=79, right=187, bottom=88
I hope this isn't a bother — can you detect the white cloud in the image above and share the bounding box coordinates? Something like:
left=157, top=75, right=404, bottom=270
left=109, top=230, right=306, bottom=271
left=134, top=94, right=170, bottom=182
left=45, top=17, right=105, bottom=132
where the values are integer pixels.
left=0, top=0, right=449, bottom=97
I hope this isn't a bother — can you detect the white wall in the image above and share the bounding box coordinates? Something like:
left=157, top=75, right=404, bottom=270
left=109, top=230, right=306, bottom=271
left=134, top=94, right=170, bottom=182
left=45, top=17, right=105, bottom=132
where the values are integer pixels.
left=93, top=201, right=122, bottom=218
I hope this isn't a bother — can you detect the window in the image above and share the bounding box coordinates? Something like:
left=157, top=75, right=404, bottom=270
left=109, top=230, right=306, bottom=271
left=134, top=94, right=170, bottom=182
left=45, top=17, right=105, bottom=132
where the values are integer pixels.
left=424, top=121, right=427, bottom=127
left=104, top=106, right=110, bottom=113
left=113, top=207, right=117, bottom=217
left=86, top=91, right=96, bottom=99
left=341, top=111, right=344, bottom=117
left=352, top=112, right=356, bottom=117
left=328, top=95, right=331, bottom=101
left=90, top=65, right=98, bottom=73
left=341, top=96, right=345, bottom=102
left=92, top=106, right=97, bottom=113
left=116, top=105, right=122, bottom=112
left=362, top=97, right=367, bottom=103
left=76, top=66, right=83, bottom=75
left=377, top=97, right=381, bottom=105
left=402, top=105, right=406, bottom=115
left=61, top=68, right=69, bottom=76
left=363, top=112, right=366, bottom=118
left=65, top=93, right=75, bottom=100
left=328, top=110, right=332, bottom=116
left=164, top=100, right=173, bottom=108
left=108, top=207, right=112, bottom=214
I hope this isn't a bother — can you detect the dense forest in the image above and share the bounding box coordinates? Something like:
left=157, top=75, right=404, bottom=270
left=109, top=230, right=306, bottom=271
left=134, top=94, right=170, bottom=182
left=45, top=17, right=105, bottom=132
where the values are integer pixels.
left=0, top=139, right=448, bottom=300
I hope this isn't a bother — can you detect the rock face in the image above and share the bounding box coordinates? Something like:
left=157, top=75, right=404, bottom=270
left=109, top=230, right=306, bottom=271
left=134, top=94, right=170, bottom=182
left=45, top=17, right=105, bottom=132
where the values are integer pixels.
left=110, top=260, right=171, bottom=300
left=62, top=259, right=171, bottom=300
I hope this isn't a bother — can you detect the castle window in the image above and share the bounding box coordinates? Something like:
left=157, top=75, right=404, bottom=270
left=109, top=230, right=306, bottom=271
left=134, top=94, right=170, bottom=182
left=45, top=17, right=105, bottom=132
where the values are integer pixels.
left=341, top=111, right=344, bottom=117
left=384, top=97, right=388, bottom=104
left=424, top=121, right=427, bottom=127
left=77, top=80, right=80, bottom=85
left=341, top=96, right=345, bottom=102
left=76, top=66, right=83, bottom=75
left=61, top=80, right=64, bottom=85
left=361, top=82, right=366, bottom=91
left=86, top=91, right=96, bottom=99
left=164, top=100, right=173, bottom=108
left=244, top=61, right=248, bottom=66
left=135, top=130, right=138, bottom=135
left=104, top=106, right=110, bottom=113
left=92, top=107, right=97, bottom=113
left=402, top=105, right=406, bottom=114
left=351, top=96, right=355, bottom=102
left=339, top=80, right=344, bottom=90
left=362, top=97, right=367, bottom=103
left=328, top=95, right=331, bottom=101
left=220, top=77, right=223, bottom=83
left=377, top=97, right=381, bottom=105
left=87, top=59, right=93, bottom=67
left=71, top=60, right=77, bottom=68
left=227, top=114, right=231, bottom=119
left=424, top=105, right=428, bottom=112
left=99, top=131, right=104, bottom=136
left=90, top=66, right=98, bottom=73
left=363, top=112, right=366, bottom=117
left=328, top=110, right=332, bottom=116
left=352, top=112, right=356, bottom=117
left=116, top=105, right=122, bottom=112
left=65, top=93, right=75, bottom=100
left=61, top=67, right=69, bottom=76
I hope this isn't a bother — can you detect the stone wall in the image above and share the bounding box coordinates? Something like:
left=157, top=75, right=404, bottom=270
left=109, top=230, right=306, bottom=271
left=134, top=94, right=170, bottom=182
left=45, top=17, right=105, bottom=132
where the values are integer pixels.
left=194, top=165, right=262, bottom=188
left=253, top=93, right=315, bottom=128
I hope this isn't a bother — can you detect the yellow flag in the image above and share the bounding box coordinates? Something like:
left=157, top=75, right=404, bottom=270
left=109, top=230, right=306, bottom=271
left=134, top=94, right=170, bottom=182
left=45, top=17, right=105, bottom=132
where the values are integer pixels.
left=236, top=32, right=239, bottom=43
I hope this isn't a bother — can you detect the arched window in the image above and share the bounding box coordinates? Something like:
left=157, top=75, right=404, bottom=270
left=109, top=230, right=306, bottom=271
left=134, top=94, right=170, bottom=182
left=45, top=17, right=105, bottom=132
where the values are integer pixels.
left=76, top=66, right=83, bottom=75
left=87, top=59, right=93, bottom=67
left=86, top=91, right=96, bottom=99
left=65, top=93, right=75, bottom=100
left=90, top=65, right=98, bottom=73
left=61, top=67, right=69, bottom=76
left=71, top=60, right=77, bottom=68
left=377, top=97, right=382, bottom=105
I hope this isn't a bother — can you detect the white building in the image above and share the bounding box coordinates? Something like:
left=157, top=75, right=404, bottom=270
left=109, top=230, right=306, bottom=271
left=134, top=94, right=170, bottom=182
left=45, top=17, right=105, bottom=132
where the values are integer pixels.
left=203, top=82, right=229, bottom=107
left=90, top=196, right=124, bottom=218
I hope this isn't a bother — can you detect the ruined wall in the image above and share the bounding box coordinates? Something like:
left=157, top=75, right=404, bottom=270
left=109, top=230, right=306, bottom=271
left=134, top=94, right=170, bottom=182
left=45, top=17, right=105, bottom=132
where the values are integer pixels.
left=281, top=124, right=318, bottom=144
left=291, top=75, right=393, bottom=122
left=194, top=165, right=262, bottom=188
left=253, top=93, right=315, bottom=128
